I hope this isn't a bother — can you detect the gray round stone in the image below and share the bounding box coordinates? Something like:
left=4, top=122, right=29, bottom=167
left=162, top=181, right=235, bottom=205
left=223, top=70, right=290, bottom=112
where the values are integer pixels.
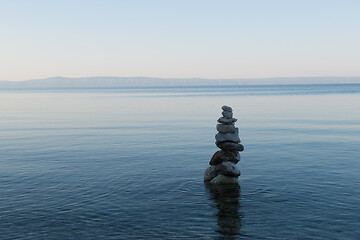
left=216, top=124, right=236, bottom=133
left=222, top=110, right=233, bottom=119
left=215, top=128, right=240, bottom=143
left=204, top=161, right=241, bottom=182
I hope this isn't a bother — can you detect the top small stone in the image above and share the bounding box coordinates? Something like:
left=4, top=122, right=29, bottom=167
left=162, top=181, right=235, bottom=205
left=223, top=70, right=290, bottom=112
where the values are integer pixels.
left=222, top=105, right=232, bottom=112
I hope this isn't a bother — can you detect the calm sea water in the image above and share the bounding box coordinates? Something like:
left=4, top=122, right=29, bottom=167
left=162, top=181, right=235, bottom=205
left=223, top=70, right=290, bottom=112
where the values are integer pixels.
left=1, top=84, right=360, bottom=239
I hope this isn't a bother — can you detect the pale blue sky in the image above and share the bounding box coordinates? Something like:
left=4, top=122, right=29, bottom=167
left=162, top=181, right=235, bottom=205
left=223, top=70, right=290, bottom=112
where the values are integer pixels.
left=1, top=0, right=359, bottom=81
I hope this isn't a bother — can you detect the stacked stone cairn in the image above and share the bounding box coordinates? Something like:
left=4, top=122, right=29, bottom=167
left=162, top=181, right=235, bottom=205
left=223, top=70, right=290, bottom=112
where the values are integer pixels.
left=204, top=106, right=244, bottom=184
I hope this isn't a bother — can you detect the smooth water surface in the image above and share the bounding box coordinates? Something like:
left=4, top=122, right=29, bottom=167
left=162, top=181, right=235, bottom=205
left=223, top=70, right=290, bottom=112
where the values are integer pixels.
left=1, top=84, right=360, bottom=239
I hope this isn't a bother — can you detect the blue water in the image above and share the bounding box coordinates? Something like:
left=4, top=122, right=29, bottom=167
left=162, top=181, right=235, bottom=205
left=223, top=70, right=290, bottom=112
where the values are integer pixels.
left=1, top=84, right=360, bottom=239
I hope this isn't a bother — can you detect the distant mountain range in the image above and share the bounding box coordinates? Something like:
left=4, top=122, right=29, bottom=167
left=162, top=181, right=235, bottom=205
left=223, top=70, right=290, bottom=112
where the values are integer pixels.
left=1, top=76, right=360, bottom=89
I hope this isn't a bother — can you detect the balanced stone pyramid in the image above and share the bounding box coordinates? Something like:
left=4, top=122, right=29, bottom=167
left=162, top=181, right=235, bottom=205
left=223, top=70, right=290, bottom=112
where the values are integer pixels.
left=204, top=106, right=244, bottom=184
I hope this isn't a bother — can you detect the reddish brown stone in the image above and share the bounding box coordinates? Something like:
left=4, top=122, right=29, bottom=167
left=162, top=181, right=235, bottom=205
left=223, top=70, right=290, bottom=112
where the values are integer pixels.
left=209, top=150, right=240, bottom=165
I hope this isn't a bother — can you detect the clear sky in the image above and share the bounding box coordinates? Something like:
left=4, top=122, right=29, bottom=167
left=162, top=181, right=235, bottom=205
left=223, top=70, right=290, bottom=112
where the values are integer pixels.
left=1, top=0, right=359, bottom=81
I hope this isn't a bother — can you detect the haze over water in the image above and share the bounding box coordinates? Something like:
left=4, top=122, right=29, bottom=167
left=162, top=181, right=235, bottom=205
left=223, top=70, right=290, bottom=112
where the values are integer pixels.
left=1, top=84, right=360, bottom=239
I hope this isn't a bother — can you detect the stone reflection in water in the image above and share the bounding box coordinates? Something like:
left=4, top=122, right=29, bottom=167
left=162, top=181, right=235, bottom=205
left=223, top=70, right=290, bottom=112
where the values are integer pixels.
left=205, top=183, right=242, bottom=239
